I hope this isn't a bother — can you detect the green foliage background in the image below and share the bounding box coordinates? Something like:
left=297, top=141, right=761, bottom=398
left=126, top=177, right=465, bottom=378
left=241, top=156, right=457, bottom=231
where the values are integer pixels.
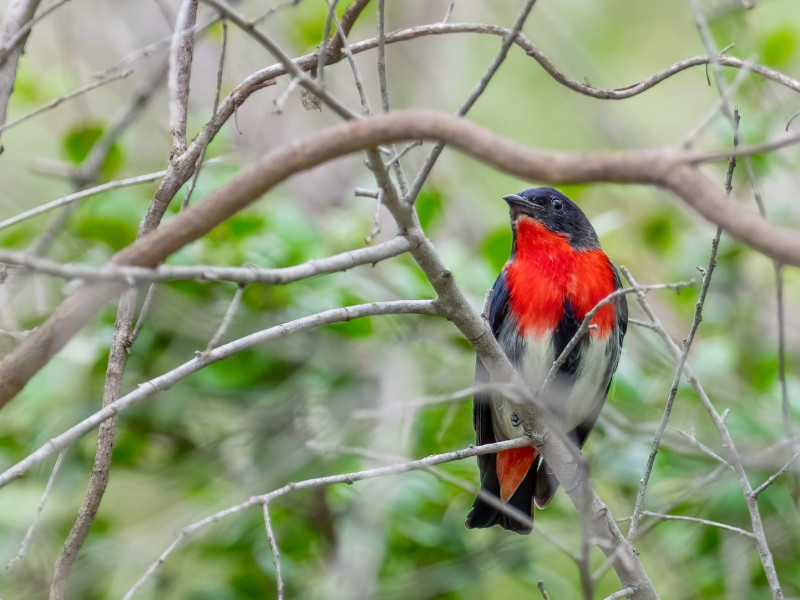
left=1, top=1, right=800, bottom=599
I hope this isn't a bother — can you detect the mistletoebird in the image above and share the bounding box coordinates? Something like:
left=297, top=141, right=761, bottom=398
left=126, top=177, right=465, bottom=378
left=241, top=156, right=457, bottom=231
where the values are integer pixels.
left=466, top=187, right=628, bottom=534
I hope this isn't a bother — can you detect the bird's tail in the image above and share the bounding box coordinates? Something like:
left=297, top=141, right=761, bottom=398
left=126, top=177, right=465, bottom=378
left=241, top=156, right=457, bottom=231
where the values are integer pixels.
left=465, top=449, right=539, bottom=535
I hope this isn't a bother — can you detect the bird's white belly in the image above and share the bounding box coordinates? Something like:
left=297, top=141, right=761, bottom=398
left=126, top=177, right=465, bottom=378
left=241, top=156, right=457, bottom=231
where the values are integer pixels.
left=521, top=332, right=609, bottom=432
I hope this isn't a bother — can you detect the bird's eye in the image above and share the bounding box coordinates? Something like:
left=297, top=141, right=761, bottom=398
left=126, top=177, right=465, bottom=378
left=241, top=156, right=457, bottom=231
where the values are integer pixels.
left=552, top=198, right=563, bottom=211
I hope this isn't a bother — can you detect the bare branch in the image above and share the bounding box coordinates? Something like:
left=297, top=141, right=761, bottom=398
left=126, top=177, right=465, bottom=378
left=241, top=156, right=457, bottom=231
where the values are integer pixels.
left=0, top=0, right=71, bottom=58
left=182, top=19, right=227, bottom=209
left=0, top=0, right=43, bottom=135
left=0, top=300, right=439, bottom=487
left=0, top=168, right=180, bottom=232
left=376, top=0, right=408, bottom=194
left=751, top=454, right=800, bottom=498
left=405, top=0, right=539, bottom=203
left=315, top=0, right=339, bottom=86
left=1, top=109, right=799, bottom=410
left=169, top=0, right=199, bottom=156
left=603, top=588, right=635, bottom=600
left=0, top=235, right=410, bottom=284
left=201, top=284, right=244, bottom=354
left=121, top=437, right=531, bottom=600
left=317, top=0, right=372, bottom=73
left=628, top=121, right=738, bottom=539
left=199, top=0, right=358, bottom=120
left=6, top=450, right=65, bottom=570
left=49, top=290, right=138, bottom=600
left=621, top=269, right=785, bottom=600
left=677, top=429, right=733, bottom=469
left=262, top=503, right=284, bottom=600
left=0, top=68, right=133, bottom=133
left=622, top=511, right=756, bottom=539
left=331, top=2, right=372, bottom=116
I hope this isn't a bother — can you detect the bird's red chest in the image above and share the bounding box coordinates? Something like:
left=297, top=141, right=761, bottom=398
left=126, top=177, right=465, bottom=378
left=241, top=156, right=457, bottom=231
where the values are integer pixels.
left=503, top=218, right=617, bottom=337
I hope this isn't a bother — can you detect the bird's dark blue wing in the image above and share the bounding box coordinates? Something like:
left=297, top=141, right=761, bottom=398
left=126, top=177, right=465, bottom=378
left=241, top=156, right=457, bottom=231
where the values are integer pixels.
left=468, top=272, right=536, bottom=534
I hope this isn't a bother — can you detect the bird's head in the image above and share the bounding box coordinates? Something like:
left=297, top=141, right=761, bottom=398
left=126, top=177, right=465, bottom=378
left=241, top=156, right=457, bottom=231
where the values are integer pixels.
left=503, top=187, right=599, bottom=251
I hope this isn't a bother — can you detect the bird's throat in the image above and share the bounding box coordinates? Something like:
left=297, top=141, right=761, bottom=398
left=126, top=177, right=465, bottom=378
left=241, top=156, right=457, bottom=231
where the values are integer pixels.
left=505, top=218, right=617, bottom=338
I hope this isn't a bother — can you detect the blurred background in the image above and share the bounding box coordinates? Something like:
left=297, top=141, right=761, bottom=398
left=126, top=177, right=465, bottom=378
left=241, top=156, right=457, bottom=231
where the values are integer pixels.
left=1, top=0, right=799, bottom=598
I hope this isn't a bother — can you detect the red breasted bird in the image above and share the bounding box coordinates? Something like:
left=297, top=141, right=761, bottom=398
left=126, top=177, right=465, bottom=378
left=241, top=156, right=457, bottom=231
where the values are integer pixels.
left=465, top=187, right=628, bottom=534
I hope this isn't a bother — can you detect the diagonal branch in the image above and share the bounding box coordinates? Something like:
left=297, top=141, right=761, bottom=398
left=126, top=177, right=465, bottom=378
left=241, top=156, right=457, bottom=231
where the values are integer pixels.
left=0, top=300, right=439, bottom=488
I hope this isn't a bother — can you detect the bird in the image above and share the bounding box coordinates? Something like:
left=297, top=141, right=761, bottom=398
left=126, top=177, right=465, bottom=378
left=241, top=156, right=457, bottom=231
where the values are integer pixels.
left=465, top=187, right=628, bottom=534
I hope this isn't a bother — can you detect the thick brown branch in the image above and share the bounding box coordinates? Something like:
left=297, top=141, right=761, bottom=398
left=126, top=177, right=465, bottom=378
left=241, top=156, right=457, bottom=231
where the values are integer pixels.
left=0, top=109, right=797, bottom=408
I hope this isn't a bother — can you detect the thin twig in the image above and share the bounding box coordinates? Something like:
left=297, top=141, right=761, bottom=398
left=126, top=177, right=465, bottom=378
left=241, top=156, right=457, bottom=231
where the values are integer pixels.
left=262, top=503, right=285, bottom=600
left=603, top=587, right=635, bottom=600
left=182, top=18, right=227, bottom=209
left=592, top=465, right=728, bottom=583
left=353, top=381, right=525, bottom=418
left=678, top=429, right=733, bottom=469
left=689, top=0, right=735, bottom=123
left=199, top=0, right=358, bottom=120
left=202, top=284, right=244, bottom=354
left=0, top=69, right=133, bottom=133
left=405, top=1, right=539, bottom=203
left=627, top=112, right=739, bottom=540
left=0, top=168, right=182, bottom=232
left=169, top=0, right=199, bottom=156
left=751, top=454, right=800, bottom=498
left=738, top=121, right=799, bottom=505
left=129, top=283, right=157, bottom=345
left=0, top=300, right=439, bottom=487
left=308, top=441, right=545, bottom=545
left=121, top=437, right=531, bottom=600
left=682, top=59, right=751, bottom=148
left=538, top=580, right=551, bottom=600
left=0, top=235, right=410, bottom=285
left=620, top=268, right=785, bottom=599
left=540, top=280, right=694, bottom=396
left=330, top=3, right=371, bottom=115
left=377, top=0, right=409, bottom=194
left=315, top=0, right=339, bottom=85
left=0, top=0, right=72, bottom=57
left=622, top=511, right=756, bottom=539
left=0, top=0, right=43, bottom=135
left=6, top=450, right=65, bottom=570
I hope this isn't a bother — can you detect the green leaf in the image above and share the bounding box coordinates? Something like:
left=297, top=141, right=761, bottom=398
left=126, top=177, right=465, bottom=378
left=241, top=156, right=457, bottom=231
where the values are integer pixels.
left=416, top=187, right=443, bottom=230
left=481, top=226, right=512, bottom=272
left=62, top=122, right=124, bottom=177
left=643, top=215, right=674, bottom=252
left=762, top=29, right=796, bottom=67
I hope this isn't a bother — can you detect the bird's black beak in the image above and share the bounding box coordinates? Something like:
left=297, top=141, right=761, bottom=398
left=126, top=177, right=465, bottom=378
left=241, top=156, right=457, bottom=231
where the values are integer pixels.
left=503, top=194, right=539, bottom=215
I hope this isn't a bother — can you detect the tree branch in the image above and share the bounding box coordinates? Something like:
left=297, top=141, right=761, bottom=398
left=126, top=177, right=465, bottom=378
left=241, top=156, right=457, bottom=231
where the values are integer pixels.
left=0, top=0, right=43, bottom=138
left=0, top=300, right=439, bottom=488
left=1, top=108, right=798, bottom=408
left=0, top=235, right=410, bottom=284
left=168, top=0, right=199, bottom=156
left=120, top=437, right=532, bottom=600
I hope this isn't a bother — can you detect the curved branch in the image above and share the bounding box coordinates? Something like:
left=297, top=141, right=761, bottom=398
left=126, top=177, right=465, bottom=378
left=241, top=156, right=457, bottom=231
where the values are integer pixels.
left=0, top=109, right=798, bottom=406
left=0, top=112, right=785, bottom=390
